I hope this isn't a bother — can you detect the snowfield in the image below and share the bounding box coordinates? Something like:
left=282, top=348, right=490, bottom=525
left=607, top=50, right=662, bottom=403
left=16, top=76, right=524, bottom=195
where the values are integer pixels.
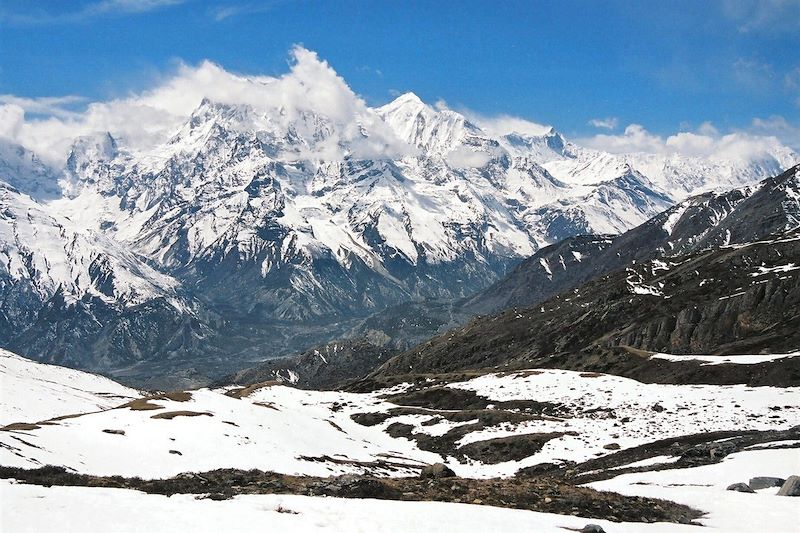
left=650, top=351, right=800, bottom=365
left=0, top=385, right=440, bottom=477
left=2, top=447, right=797, bottom=533
left=1, top=353, right=798, bottom=532
left=2, top=363, right=797, bottom=479
left=0, top=350, right=139, bottom=426
left=591, top=447, right=800, bottom=533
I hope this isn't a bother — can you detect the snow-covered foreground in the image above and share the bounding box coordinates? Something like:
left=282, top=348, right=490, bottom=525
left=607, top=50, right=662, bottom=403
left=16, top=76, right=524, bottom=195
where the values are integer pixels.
left=591, top=447, right=800, bottom=533
left=438, top=370, right=799, bottom=476
left=2, top=354, right=798, bottom=532
left=2, top=366, right=798, bottom=479
left=0, top=385, right=440, bottom=477
left=0, top=350, right=139, bottom=426
left=2, top=446, right=796, bottom=533
left=0, top=479, right=694, bottom=533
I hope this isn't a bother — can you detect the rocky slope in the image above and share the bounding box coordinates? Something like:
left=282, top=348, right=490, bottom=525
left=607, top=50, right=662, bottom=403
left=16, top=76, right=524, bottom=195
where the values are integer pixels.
left=372, top=227, right=800, bottom=385
left=462, top=163, right=800, bottom=316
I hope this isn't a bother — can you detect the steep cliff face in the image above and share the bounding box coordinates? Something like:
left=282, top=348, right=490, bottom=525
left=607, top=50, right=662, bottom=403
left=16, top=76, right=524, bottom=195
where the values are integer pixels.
left=373, top=228, right=800, bottom=384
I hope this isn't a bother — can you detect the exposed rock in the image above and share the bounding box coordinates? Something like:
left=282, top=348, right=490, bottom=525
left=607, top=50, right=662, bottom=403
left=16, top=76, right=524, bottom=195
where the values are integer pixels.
left=726, top=483, right=755, bottom=493
left=0, top=465, right=702, bottom=524
left=680, top=441, right=736, bottom=465
left=419, top=463, right=456, bottom=479
left=582, top=525, right=606, bottom=533
left=748, top=476, right=786, bottom=490
left=777, top=475, right=800, bottom=496
left=603, top=443, right=621, bottom=450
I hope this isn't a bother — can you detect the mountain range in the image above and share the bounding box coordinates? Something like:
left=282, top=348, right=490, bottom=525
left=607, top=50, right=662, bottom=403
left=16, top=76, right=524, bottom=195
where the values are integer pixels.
left=0, top=70, right=797, bottom=386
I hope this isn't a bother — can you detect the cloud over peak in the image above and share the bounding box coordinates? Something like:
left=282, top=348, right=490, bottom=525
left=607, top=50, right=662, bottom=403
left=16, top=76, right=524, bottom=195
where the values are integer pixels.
left=0, top=47, right=411, bottom=163
left=0, top=46, right=796, bottom=168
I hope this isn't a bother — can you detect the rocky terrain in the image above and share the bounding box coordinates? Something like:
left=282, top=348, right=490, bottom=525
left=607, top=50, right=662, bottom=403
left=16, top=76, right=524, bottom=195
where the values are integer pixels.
left=372, top=228, right=800, bottom=384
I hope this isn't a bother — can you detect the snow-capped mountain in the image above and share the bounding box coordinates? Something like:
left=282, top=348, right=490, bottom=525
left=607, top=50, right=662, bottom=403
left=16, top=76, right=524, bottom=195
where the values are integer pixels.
left=0, top=62, right=796, bottom=380
left=51, top=93, right=797, bottom=315
left=0, top=173, right=185, bottom=337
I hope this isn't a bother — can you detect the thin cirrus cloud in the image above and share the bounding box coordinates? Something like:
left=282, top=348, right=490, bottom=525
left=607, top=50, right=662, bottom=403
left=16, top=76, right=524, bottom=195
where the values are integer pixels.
left=0, top=95, right=87, bottom=119
left=721, top=0, right=800, bottom=34
left=588, top=117, right=619, bottom=130
left=209, top=1, right=284, bottom=22
left=0, top=0, right=188, bottom=25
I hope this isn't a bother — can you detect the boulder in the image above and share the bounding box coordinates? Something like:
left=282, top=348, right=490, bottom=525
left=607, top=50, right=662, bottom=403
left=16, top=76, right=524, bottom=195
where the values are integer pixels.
left=777, top=475, right=800, bottom=496
left=726, top=482, right=755, bottom=493
left=419, top=463, right=456, bottom=479
left=748, top=476, right=786, bottom=490
left=581, top=525, right=606, bottom=533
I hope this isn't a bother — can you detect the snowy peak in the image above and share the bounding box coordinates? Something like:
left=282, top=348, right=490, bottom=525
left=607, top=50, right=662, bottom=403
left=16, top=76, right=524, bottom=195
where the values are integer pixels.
left=503, top=128, right=570, bottom=161
left=0, top=182, right=183, bottom=323
left=0, top=140, right=63, bottom=200
left=377, top=93, right=482, bottom=157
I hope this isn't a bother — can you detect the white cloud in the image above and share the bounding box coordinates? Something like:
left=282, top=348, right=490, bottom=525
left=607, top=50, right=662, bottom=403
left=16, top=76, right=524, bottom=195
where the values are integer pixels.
left=784, top=66, right=800, bottom=90
left=722, top=0, right=800, bottom=34
left=750, top=116, right=800, bottom=150
left=465, top=112, right=552, bottom=137
left=1, top=0, right=188, bottom=24
left=2, top=46, right=411, bottom=164
left=588, top=117, right=618, bottom=130
left=0, top=105, right=25, bottom=140
left=732, top=58, right=775, bottom=91
left=0, top=95, right=86, bottom=119
left=579, top=120, right=798, bottom=161
left=209, top=2, right=281, bottom=22
left=581, top=124, right=664, bottom=154
left=444, top=146, right=494, bottom=169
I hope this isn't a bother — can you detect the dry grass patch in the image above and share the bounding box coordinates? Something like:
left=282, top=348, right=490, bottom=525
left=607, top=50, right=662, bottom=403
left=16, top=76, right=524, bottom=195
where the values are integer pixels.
left=151, top=410, right=212, bottom=420
left=122, top=398, right=165, bottom=411
left=158, top=391, right=193, bottom=402
left=1, top=422, right=41, bottom=431
left=618, top=345, right=656, bottom=359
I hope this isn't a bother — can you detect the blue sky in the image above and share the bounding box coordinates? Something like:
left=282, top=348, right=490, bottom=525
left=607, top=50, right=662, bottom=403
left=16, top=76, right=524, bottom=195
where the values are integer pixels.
left=0, top=0, right=798, bottom=147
